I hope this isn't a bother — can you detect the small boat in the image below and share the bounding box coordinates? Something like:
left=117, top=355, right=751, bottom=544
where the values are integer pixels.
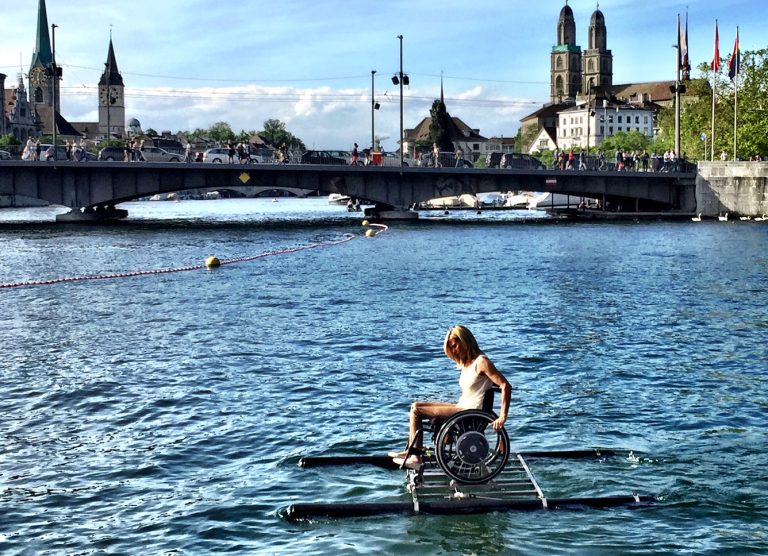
left=718, top=212, right=729, bottom=222
left=328, top=193, right=351, bottom=205
left=739, top=215, right=751, bottom=221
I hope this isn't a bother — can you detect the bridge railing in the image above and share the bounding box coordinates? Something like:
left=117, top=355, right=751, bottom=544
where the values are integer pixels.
left=547, top=155, right=696, bottom=174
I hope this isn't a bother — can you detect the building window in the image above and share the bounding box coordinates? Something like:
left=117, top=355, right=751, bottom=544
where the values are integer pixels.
left=600, top=125, right=604, bottom=135
left=608, top=115, right=613, bottom=123
left=618, top=115, right=622, bottom=124
left=34, top=87, right=43, bottom=103
left=645, top=116, right=649, bottom=124
left=635, top=116, right=640, bottom=124
left=473, top=143, right=479, bottom=151
left=609, top=126, right=613, bottom=134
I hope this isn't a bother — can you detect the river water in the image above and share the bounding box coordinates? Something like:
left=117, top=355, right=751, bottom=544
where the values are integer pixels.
left=1, top=198, right=766, bottom=555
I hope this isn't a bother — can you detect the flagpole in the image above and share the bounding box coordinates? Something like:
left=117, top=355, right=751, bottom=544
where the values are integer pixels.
left=732, top=26, right=739, bottom=161
left=733, top=71, right=738, bottom=161
left=711, top=20, right=718, bottom=161
left=674, top=14, right=681, bottom=158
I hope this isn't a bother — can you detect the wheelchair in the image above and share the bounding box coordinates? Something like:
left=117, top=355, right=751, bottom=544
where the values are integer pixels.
left=403, top=387, right=510, bottom=485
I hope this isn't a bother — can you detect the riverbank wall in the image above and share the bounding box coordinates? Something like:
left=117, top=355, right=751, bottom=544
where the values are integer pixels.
left=696, top=162, right=768, bottom=216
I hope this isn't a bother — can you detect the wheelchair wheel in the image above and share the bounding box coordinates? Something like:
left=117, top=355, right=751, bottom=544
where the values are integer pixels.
left=434, top=410, right=510, bottom=484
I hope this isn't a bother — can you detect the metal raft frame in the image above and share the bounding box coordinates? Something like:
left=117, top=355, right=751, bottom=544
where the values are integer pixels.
left=287, top=449, right=655, bottom=520
left=287, top=392, right=653, bottom=520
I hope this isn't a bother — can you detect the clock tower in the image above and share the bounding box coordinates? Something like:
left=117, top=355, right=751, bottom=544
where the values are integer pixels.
left=98, top=38, right=125, bottom=139
left=28, top=0, right=55, bottom=110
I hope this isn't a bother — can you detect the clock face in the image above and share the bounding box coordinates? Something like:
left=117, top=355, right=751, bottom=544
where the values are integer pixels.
left=29, top=66, right=47, bottom=86
left=100, top=86, right=120, bottom=105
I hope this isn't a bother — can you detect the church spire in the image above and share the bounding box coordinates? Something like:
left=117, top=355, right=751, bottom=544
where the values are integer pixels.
left=30, top=0, right=52, bottom=70
left=440, top=70, right=444, bottom=105
left=100, top=37, right=125, bottom=87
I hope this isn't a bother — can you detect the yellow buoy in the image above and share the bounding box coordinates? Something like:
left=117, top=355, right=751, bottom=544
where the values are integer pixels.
left=362, top=219, right=370, bottom=227
left=205, top=256, right=221, bottom=268
left=365, top=229, right=376, bottom=237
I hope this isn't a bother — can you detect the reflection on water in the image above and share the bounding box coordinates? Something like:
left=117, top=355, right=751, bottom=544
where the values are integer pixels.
left=1, top=198, right=766, bottom=554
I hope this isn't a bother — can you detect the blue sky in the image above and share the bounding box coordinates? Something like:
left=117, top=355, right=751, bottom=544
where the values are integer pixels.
left=0, top=0, right=762, bottom=150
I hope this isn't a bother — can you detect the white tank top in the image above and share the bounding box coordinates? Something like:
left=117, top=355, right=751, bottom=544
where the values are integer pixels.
left=457, top=355, right=492, bottom=409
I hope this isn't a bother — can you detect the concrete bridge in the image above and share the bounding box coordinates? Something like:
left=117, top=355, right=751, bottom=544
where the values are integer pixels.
left=0, top=160, right=698, bottom=221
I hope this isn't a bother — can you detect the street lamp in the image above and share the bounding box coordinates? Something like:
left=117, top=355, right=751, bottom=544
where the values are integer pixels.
left=51, top=23, right=58, bottom=160
left=671, top=42, right=683, bottom=159
left=105, top=62, right=111, bottom=142
left=394, top=35, right=408, bottom=166
left=371, top=70, right=377, bottom=155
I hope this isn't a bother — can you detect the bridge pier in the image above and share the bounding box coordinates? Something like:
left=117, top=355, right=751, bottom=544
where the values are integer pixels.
left=56, top=205, right=128, bottom=222
left=363, top=204, right=419, bottom=221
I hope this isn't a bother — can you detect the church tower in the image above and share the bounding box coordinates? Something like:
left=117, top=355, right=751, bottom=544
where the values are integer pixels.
left=28, top=0, right=56, bottom=111
left=98, top=37, right=126, bottom=139
left=551, top=1, right=582, bottom=103
left=582, top=5, right=613, bottom=96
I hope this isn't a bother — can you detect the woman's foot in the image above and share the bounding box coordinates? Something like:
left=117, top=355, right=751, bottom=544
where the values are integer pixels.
left=392, top=454, right=421, bottom=470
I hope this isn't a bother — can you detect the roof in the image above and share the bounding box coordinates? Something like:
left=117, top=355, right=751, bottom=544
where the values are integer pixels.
left=405, top=115, right=487, bottom=143
left=552, top=44, right=581, bottom=53
left=35, top=105, right=83, bottom=137
left=30, top=0, right=52, bottom=70
left=520, top=102, right=572, bottom=123
left=99, top=39, right=124, bottom=87
left=610, top=81, right=676, bottom=104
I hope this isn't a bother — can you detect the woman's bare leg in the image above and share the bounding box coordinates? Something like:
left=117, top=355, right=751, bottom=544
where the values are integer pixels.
left=408, top=401, right=461, bottom=450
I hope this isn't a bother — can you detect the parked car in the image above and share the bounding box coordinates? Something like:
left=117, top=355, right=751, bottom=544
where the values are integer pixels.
left=140, top=146, right=181, bottom=162
left=499, top=153, right=546, bottom=170
left=373, top=152, right=414, bottom=167
left=300, top=150, right=348, bottom=165
left=419, top=151, right=473, bottom=168
left=203, top=147, right=263, bottom=163
left=98, top=146, right=125, bottom=161
left=41, top=144, right=68, bottom=161
left=0, top=150, right=12, bottom=160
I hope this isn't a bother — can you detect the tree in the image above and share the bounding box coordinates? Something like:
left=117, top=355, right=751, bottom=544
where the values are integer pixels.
left=515, top=125, right=538, bottom=154
left=145, top=128, right=158, bottom=137
left=600, top=130, right=651, bottom=154
left=428, top=99, right=454, bottom=152
left=0, top=134, right=21, bottom=147
left=259, top=119, right=305, bottom=150
left=207, top=122, right=235, bottom=143
left=653, top=49, right=768, bottom=160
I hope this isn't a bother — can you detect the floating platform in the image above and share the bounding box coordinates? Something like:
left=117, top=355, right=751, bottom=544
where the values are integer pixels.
left=287, top=449, right=654, bottom=520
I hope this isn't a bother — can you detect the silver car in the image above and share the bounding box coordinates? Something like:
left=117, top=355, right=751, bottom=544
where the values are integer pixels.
left=140, top=146, right=181, bottom=162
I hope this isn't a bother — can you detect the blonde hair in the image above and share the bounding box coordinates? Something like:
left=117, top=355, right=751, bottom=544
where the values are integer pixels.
left=443, top=325, right=482, bottom=367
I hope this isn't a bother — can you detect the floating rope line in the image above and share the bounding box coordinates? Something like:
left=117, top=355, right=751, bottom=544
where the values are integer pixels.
left=0, top=223, right=387, bottom=290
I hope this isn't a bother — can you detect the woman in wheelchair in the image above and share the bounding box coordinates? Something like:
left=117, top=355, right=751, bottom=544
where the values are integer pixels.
left=390, top=325, right=511, bottom=468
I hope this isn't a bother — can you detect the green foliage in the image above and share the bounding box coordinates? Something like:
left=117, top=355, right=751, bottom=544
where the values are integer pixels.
left=428, top=100, right=454, bottom=151
left=658, top=49, right=768, bottom=160
left=96, top=139, right=124, bottom=149
left=259, top=119, right=305, bottom=150
left=0, top=134, right=21, bottom=147
left=599, top=130, right=651, bottom=153
left=515, top=125, right=538, bottom=154
left=207, top=122, right=235, bottom=143
left=145, top=128, right=158, bottom=137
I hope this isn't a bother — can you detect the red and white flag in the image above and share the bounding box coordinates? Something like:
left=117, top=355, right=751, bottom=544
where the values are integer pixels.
left=711, top=21, right=721, bottom=72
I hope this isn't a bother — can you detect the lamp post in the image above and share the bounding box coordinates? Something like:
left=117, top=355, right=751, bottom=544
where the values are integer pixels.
left=51, top=23, right=58, bottom=160
left=673, top=43, right=681, bottom=159
left=371, top=70, right=376, bottom=155
left=397, top=35, right=403, bottom=166
left=105, top=61, right=111, bottom=142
